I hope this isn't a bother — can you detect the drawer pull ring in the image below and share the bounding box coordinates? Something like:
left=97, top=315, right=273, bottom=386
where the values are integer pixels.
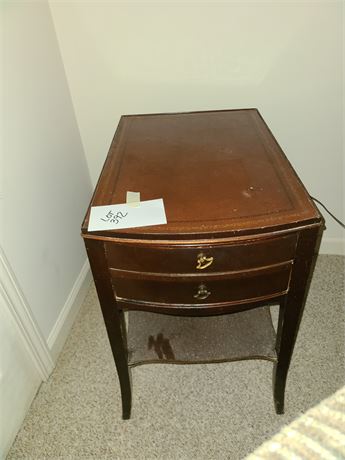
left=193, top=284, right=211, bottom=300
left=196, top=254, right=214, bottom=270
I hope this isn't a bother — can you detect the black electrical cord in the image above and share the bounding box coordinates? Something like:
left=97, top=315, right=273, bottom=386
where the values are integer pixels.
left=310, top=196, right=345, bottom=229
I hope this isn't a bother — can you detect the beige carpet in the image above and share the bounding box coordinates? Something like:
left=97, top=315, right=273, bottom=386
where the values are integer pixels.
left=246, top=384, right=345, bottom=459
left=7, top=255, right=345, bottom=460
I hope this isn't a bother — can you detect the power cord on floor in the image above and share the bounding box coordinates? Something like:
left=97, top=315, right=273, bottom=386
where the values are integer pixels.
left=310, top=196, right=345, bottom=229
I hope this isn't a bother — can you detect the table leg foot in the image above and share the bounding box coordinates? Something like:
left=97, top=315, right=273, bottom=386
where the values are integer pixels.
left=273, top=363, right=286, bottom=414
left=118, top=369, right=132, bottom=420
left=274, top=400, right=285, bottom=415
left=122, top=407, right=131, bottom=420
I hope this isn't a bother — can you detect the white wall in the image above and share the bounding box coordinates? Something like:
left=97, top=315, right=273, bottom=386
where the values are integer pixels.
left=1, top=2, right=92, bottom=454
left=2, top=1, right=92, bottom=339
left=50, top=1, right=344, bottom=254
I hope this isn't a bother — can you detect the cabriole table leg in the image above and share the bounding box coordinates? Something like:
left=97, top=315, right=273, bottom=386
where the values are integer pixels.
left=272, top=226, right=322, bottom=414
left=85, top=239, right=132, bottom=420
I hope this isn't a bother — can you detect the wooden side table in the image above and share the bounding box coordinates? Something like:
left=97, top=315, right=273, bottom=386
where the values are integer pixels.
left=82, top=109, right=324, bottom=419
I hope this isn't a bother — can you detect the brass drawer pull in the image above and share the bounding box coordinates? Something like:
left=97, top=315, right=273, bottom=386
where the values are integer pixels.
left=193, top=284, right=211, bottom=300
left=196, top=253, right=214, bottom=270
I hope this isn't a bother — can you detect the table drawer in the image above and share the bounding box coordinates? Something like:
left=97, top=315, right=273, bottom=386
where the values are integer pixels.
left=105, top=233, right=297, bottom=274
left=112, top=263, right=292, bottom=306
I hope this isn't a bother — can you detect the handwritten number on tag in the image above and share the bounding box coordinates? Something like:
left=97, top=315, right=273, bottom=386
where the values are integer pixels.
left=100, top=210, right=128, bottom=225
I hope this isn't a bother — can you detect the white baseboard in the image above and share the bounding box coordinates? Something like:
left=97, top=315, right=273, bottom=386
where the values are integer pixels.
left=47, top=259, right=92, bottom=362
left=319, top=237, right=345, bottom=256
left=0, top=247, right=52, bottom=458
left=0, top=247, right=54, bottom=381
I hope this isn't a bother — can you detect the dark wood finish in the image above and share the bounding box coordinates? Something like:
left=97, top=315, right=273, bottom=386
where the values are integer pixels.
left=273, top=226, right=323, bottom=413
left=117, top=296, right=283, bottom=317
left=82, top=109, right=320, bottom=239
left=84, top=238, right=132, bottom=419
left=105, top=233, right=297, bottom=273
left=111, top=263, right=292, bottom=305
left=127, top=307, right=277, bottom=366
left=81, top=109, right=323, bottom=419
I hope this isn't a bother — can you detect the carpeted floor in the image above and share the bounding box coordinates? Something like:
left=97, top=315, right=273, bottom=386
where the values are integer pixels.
left=7, top=255, right=345, bottom=460
left=246, top=384, right=345, bottom=459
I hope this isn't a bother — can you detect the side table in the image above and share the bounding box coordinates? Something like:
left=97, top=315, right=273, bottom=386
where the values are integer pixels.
left=82, top=109, right=323, bottom=419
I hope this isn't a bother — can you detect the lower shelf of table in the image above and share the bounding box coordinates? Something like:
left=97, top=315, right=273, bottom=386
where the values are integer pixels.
left=127, top=306, right=277, bottom=367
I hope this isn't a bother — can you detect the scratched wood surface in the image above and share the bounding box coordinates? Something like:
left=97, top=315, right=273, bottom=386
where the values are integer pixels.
left=82, top=109, right=321, bottom=240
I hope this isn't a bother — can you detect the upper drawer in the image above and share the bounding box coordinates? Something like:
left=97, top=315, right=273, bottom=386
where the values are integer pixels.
left=105, top=233, right=297, bottom=274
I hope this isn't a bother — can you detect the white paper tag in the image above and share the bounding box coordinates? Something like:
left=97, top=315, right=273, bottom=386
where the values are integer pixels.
left=88, top=199, right=167, bottom=232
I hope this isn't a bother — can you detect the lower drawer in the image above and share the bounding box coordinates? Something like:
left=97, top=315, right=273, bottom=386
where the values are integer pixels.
left=111, top=263, right=292, bottom=306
